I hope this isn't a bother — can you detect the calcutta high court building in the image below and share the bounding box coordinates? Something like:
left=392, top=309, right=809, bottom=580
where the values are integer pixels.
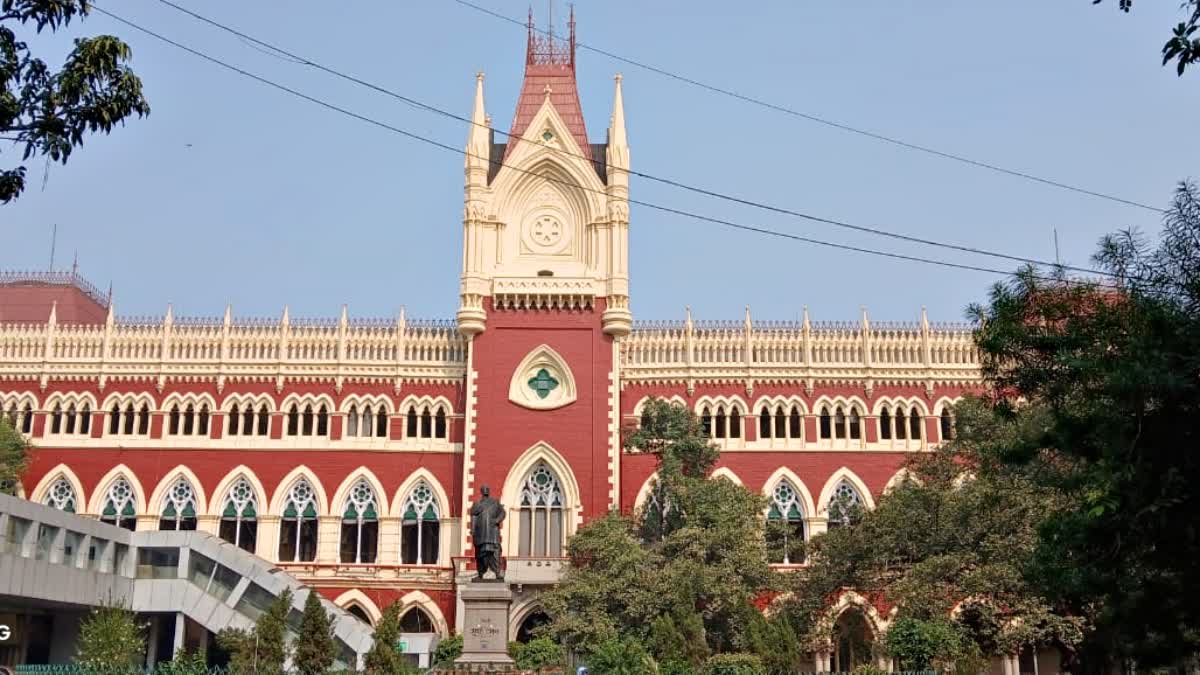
left=0, top=13, right=982, bottom=656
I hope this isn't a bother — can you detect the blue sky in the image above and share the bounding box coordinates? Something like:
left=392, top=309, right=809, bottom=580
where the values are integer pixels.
left=3, top=1, right=1197, bottom=324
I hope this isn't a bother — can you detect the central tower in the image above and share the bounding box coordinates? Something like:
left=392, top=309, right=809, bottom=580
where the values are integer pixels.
left=456, top=8, right=631, bottom=338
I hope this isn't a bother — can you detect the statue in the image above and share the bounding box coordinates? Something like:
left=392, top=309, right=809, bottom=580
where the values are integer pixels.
left=470, top=485, right=506, bottom=581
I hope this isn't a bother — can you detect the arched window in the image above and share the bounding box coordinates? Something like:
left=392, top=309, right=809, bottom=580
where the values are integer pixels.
left=287, top=405, right=299, bottom=436
left=182, top=404, right=195, bottom=435
left=347, top=404, right=360, bottom=437
left=515, top=610, right=550, bottom=644
left=940, top=408, right=955, bottom=441
left=760, top=407, right=773, bottom=439
left=168, top=405, right=181, bottom=435
left=279, top=479, right=318, bottom=562
left=346, top=604, right=373, bottom=626
left=376, top=406, right=389, bottom=437
left=229, top=404, right=241, bottom=436
left=715, top=406, right=727, bottom=438
left=137, top=404, right=150, bottom=435
left=729, top=408, right=741, bottom=438
left=399, top=607, right=434, bottom=633
left=50, top=403, right=63, bottom=434
left=220, top=478, right=258, bottom=552
left=420, top=408, right=432, bottom=437
left=434, top=407, right=447, bottom=439
left=819, top=406, right=832, bottom=439
left=401, top=480, right=440, bottom=565
left=406, top=407, right=418, bottom=437
left=880, top=408, right=892, bottom=440
left=256, top=405, right=269, bottom=436
left=828, top=480, right=864, bottom=529
left=849, top=409, right=861, bottom=440
left=518, top=463, right=565, bottom=557
left=159, top=478, right=198, bottom=531
left=100, top=478, right=137, bottom=531
left=21, top=403, right=32, bottom=434
left=894, top=406, right=907, bottom=440
left=316, top=405, right=329, bottom=436
left=64, top=404, right=77, bottom=434
left=43, top=477, right=78, bottom=513
left=109, top=404, right=120, bottom=435
left=767, top=480, right=805, bottom=565
left=339, top=480, right=379, bottom=564
left=700, top=406, right=712, bottom=437
left=834, top=406, right=847, bottom=440
left=909, top=408, right=922, bottom=440
left=789, top=406, right=802, bottom=439
left=301, top=405, right=314, bottom=436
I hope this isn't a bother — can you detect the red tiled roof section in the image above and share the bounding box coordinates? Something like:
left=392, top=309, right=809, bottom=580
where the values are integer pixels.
left=504, top=62, right=592, bottom=163
left=0, top=272, right=109, bottom=324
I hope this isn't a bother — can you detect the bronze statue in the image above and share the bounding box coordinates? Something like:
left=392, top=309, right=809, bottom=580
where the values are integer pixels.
left=470, top=485, right=506, bottom=580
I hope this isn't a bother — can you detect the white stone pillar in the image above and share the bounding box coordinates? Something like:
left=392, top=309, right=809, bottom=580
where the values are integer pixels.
left=173, top=612, right=185, bottom=655
left=376, top=517, right=400, bottom=565
left=317, top=516, right=341, bottom=563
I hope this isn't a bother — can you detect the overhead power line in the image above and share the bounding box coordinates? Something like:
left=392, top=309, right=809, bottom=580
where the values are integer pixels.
left=451, top=0, right=1166, bottom=215
left=90, top=5, right=1128, bottom=291
left=142, top=0, right=1124, bottom=280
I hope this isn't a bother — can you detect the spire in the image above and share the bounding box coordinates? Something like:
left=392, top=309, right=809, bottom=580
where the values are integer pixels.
left=506, top=6, right=590, bottom=162
left=466, top=72, right=489, bottom=169
left=164, top=303, right=173, bottom=325
left=606, top=73, right=629, bottom=172
left=48, top=300, right=57, bottom=325
left=105, top=300, right=115, bottom=326
left=339, top=304, right=349, bottom=328
left=744, top=305, right=752, bottom=331
left=223, top=304, right=232, bottom=327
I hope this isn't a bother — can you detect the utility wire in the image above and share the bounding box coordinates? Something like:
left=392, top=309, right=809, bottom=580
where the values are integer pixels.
left=144, top=0, right=1126, bottom=280
left=451, top=0, right=1166, bottom=215
left=90, top=5, right=1127, bottom=291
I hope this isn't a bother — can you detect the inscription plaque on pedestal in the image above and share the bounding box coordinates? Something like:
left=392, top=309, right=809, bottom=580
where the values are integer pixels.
left=455, top=581, right=514, bottom=669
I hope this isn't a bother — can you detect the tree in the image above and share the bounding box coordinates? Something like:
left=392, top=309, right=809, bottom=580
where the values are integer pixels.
left=1095, top=0, right=1200, bottom=75
left=155, top=648, right=208, bottom=675
left=294, top=589, right=336, bottom=675
left=776, top=398, right=1084, bottom=667
left=584, top=636, right=658, bottom=675
left=217, top=588, right=291, bottom=674
left=431, top=634, right=463, bottom=670
left=1, top=0, right=150, bottom=204
left=363, top=602, right=405, bottom=674
left=541, top=399, right=775, bottom=666
left=0, top=416, right=30, bottom=493
left=75, top=601, right=146, bottom=672
left=968, top=181, right=1200, bottom=668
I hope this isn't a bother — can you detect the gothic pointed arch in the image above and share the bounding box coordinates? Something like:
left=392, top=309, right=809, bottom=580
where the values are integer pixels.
left=500, top=441, right=582, bottom=556
left=148, top=466, right=209, bottom=518
left=761, top=467, right=818, bottom=518
left=87, top=465, right=147, bottom=516
left=333, top=589, right=382, bottom=626
left=817, top=467, right=876, bottom=515
left=209, top=466, right=268, bottom=518
left=508, top=344, right=577, bottom=410
left=268, top=465, right=330, bottom=516
left=398, top=590, right=449, bottom=637
left=390, top=468, right=451, bottom=520
left=632, top=471, right=660, bottom=512
left=329, top=468, right=390, bottom=518
left=30, top=464, right=87, bottom=513
left=709, top=467, right=745, bottom=486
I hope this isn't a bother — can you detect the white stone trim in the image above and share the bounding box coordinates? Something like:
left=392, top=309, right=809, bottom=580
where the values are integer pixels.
left=499, top=441, right=583, bottom=546
left=762, top=467, right=817, bottom=519
left=817, top=467, right=876, bottom=515
left=29, top=463, right=87, bottom=511
left=87, top=464, right=148, bottom=516
left=507, top=344, right=577, bottom=411
left=268, top=465, right=330, bottom=516
left=398, top=590, right=449, bottom=637
left=147, top=465, right=209, bottom=516
left=329, top=467, right=389, bottom=519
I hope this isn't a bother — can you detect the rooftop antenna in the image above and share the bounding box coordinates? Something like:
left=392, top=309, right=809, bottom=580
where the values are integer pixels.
left=48, top=223, right=57, bottom=272
left=71, top=251, right=78, bottom=278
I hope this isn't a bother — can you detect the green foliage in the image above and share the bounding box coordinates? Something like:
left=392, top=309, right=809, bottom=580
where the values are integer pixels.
left=216, top=588, right=291, bottom=674
left=1, top=0, right=150, bottom=203
left=966, top=181, right=1200, bottom=666
left=431, top=634, right=463, bottom=669
left=154, top=648, right=207, bottom=675
left=294, top=589, right=336, bottom=675
left=508, top=637, right=565, bottom=671
left=0, top=416, right=30, bottom=491
left=585, top=636, right=657, bottom=675
left=742, top=612, right=803, bottom=675
left=74, top=602, right=145, bottom=672
left=543, top=399, right=775, bottom=660
left=363, top=602, right=406, bottom=674
left=697, top=653, right=764, bottom=675
left=1095, top=0, right=1200, bottom=75
left=883, top=617, right=964, bottom=671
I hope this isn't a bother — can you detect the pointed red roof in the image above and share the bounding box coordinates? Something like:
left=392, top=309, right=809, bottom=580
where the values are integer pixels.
left=504, top=10, right=591, bottom=163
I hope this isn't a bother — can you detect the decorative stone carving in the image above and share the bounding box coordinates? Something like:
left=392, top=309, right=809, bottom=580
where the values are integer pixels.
left=508, top=344, right=577, bottom=410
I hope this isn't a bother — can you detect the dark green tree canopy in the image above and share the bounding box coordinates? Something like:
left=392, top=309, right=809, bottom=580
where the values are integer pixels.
left=1, top=0, right=149, bottom=203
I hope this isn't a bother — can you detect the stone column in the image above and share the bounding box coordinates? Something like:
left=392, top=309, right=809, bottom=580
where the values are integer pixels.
left=257, top=515, right=281, bottom=562
left=376, top=517, right=400, bottom=565
left=317, top=516, right=341, bottom=563
left=173, top=613, right=185, bottom=655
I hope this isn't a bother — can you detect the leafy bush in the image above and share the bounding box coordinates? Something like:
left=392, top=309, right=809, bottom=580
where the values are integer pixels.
left=509, top=637, right=566, bottom=671
left=432, top=634, right=463, bottom=669
left=75, top=602, right=145, bottom=672
left=586, top=636, right=658, bottom=675
left=883, top=617, right=963, bottom=670
left=155, top=648, right=207, bottom=675
left=699, top=653, right=765, bottom=675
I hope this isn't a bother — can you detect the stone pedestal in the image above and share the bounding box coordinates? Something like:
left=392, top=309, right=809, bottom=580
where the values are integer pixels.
left=455, top=580, right=514, bottom=670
